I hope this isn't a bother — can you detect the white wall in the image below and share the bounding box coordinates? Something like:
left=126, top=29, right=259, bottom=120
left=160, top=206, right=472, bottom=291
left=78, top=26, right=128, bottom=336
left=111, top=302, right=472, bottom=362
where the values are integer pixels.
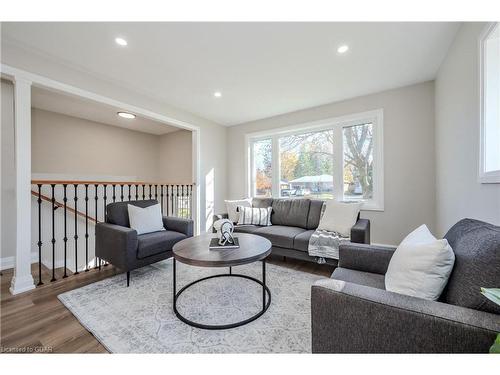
left=227, top=82, right=436, bottom=245
left=158, top=130, right=193, bottom=183
left=435, top=22, right=500, bottom=235
left=1, top=80, right=16, bottom=262
left=1, top=43, right=227, bottom=234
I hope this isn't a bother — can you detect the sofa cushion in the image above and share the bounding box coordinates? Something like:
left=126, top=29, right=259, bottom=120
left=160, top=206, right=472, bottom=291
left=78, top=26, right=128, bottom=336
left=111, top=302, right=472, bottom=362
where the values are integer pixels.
left=254, top=225, right=307, bottom=249
left=233, top=225, right=261, bottom=234
left=137, top=230, right=186, bottom=259
left=331, top=267, right=386, bottom=290
left=293, top=230, right=315, bottom=252
left=107, top=200, right=158, bottom=227
left=307, top=200, right=324, bottom=229
left=271, top=199, right=310, bottom=228
left=441, top=218, right=500, bottom=314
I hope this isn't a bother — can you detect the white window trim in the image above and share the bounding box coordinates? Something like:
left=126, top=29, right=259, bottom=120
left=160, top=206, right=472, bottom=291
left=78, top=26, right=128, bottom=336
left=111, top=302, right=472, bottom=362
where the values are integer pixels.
left=479, top=22, right=500, bottom=183
left=244, top=109, right=384, bottom=211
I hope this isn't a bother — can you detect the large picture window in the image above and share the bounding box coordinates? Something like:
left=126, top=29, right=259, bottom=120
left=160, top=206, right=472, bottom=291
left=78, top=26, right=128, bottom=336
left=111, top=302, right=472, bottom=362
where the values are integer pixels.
left=248, top=110, right=384, bottom=210
left=480, top=22, right=500, bottom=183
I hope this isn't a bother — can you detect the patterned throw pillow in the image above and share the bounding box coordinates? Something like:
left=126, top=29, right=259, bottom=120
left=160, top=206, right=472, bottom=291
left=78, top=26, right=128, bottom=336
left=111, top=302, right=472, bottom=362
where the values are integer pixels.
left=237, top=206, right=272, bottom=226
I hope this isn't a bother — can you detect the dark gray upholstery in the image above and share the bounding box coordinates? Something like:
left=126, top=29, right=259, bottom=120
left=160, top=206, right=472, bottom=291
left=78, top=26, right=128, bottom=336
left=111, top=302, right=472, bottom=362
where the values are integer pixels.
left=96, top=200, right=193, bottom=285
left=331, top=267, right=385, bottom=289
left=311, top=218, right=500, bottom=353
left=271, top=199, right=310, bottom=228
left=311, top=279, right=500, bottom=353
left=338, top=242, right=395, bottom=275
left=254, top=225, right=306, bottom=249
left=293, top=230, right=315, bottom=252
left=137, top=230, right=187, bottom=259
left=106, top=199, right=158, bottom=227
left=214, top=197, right=370, bottom=264
left=441, top=219, right=500, bottom=314
left=306, top=200, right=324, bottom=229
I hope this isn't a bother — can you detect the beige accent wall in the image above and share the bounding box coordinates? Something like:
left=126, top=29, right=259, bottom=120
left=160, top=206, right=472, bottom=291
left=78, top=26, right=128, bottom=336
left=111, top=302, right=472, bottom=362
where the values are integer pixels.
left=1, top=80, right=16, bottom=259
left=227, top=81, right=436, bottom=245
left=435, top=22, right=500, bottom=235
left=31, top=108, right=192, bottom=183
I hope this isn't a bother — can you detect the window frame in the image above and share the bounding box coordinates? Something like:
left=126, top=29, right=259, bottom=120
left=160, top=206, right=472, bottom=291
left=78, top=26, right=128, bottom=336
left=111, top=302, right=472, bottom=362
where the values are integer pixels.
left=245, top=109, right=384, bottom=211
left=479, top=22, right=500, bottom=183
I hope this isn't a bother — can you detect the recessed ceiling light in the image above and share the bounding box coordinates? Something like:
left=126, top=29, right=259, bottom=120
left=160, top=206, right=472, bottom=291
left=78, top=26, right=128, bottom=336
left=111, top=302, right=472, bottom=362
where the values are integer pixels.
left=337, top=44, right=349, bottom=54
left=115, top=37, right=128, bottom=46
left=117, top=112, right=135, bottom=119
left=214, top=91, right=222, bottom=98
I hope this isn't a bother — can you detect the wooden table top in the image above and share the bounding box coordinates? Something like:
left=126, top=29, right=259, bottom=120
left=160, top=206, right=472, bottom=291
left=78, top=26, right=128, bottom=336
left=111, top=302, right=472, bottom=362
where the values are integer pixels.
left=172, top=233, right=272, bottom=267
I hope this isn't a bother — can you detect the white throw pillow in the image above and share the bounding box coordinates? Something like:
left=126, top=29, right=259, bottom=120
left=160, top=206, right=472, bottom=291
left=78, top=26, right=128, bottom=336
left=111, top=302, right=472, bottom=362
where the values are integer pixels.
left=317, top=200, right=362, bottom=237
left=385, top=224, right=455, bottom=301
left=237, top=206, right=272, bottom=226
left=127, top=203, right=165, bottom=235
left=225, top=198, right=252, bottom=223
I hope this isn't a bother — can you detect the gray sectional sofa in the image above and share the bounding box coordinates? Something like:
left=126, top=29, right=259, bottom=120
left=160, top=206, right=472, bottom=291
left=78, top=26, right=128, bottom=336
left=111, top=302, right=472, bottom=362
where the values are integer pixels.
left=311, top=218, right=500, bottom=353
left=215, top=198, right=370, bottom=265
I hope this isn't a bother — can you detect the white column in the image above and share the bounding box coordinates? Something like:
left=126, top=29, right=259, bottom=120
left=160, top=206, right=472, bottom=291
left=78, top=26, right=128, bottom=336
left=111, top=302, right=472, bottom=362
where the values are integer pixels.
left=9, top=78, right=35, bottom=295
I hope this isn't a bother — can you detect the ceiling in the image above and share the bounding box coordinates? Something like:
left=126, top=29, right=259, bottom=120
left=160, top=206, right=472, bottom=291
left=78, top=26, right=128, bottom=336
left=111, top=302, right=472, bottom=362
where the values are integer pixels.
left=2, top=22, right=460, bottom=126
left=31, top=86, right=181, bottom=135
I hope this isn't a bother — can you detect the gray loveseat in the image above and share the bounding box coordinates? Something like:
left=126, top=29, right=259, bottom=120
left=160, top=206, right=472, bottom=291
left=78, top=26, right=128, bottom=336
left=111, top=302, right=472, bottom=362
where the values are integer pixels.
left=311, top=218, right=500, bottom=353
left=95, top=199, right=193, bottom=286
left=215, top=198, right=370, bottom=265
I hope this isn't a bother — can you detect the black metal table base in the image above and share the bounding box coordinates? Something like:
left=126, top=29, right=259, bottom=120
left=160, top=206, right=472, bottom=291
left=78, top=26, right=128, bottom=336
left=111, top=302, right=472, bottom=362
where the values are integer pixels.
left=173, top=259, right=271, bottom=330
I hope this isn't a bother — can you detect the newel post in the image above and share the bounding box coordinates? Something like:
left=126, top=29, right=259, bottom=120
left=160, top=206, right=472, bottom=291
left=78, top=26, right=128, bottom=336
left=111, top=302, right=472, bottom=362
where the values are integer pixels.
left=9, top=77, right=35, bottom=295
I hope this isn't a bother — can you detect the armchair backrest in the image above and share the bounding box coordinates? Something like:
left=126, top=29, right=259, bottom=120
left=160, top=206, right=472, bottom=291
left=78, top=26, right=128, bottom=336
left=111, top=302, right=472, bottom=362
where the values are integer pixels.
left=441, top=218, right=500, bottom=314
left=106, top=200, right=159, bottom=227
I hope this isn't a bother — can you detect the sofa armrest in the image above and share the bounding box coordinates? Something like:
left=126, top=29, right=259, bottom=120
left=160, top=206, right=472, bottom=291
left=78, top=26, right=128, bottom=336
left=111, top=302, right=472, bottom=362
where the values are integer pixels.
left=338, top=242, right=396, bottom=275
left=212, top=213, right=229, bottom=233
left=311, top=279, right=500, bottom=353
left=162, top=216, right=194, bottom=237
left=95, top=223, right=138, bottom=270
left=350, top=218, right=370, bottom=244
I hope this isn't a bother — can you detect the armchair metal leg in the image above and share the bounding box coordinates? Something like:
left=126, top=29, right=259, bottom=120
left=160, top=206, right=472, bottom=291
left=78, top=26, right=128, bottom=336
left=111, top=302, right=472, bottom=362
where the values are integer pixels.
left=127, top=271, right=130, bottom=287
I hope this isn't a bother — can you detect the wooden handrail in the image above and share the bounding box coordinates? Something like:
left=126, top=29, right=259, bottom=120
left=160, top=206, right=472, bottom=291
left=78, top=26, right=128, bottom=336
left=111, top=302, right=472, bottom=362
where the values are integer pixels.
left=31, top=190, right=99, bottom=223
left=31, top=180, right=195, bottom=185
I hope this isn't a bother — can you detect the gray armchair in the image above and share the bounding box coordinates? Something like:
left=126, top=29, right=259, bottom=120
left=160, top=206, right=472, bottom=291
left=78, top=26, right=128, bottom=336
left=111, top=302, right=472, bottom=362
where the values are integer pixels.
left=95, top=200, right=193, bottom=286
left=311, top=219, right=500, bottom=353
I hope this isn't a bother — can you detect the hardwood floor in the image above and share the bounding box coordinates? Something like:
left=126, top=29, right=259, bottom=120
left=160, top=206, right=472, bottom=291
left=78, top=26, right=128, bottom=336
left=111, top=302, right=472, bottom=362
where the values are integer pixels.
left=0, top=256, right=334, bottom=353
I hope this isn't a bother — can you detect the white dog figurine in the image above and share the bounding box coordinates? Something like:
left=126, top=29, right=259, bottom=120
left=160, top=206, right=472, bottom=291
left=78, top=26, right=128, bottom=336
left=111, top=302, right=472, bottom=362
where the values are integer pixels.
left=213, top=219, right=235, bottom=246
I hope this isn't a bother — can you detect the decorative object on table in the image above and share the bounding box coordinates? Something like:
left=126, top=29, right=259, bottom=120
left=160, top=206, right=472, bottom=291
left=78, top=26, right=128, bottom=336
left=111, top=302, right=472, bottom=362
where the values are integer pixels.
left=209, top=237, right=240, bottom=250
left=213, top=218, right=236, bottom=245
left=481, top=288, right=500, bottom=353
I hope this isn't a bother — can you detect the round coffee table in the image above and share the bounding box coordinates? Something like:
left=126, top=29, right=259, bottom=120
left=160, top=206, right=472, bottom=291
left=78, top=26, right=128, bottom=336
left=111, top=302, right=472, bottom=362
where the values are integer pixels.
left=172, top=233, right=272, bottom=330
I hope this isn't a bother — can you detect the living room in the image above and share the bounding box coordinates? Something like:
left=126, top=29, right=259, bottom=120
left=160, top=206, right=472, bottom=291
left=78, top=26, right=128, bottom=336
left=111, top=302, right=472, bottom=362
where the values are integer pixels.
left=1, top=0, right=499, bottom=373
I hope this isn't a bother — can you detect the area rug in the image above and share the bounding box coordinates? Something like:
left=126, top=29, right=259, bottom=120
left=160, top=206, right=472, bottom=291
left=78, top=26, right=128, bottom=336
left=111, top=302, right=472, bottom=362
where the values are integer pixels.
left=58, top=259, right=323, bottom=353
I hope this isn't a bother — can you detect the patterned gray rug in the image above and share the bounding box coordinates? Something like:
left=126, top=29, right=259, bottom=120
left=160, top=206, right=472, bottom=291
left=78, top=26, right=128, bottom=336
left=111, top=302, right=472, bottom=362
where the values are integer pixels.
left=58, top=259, right=323, bottom=353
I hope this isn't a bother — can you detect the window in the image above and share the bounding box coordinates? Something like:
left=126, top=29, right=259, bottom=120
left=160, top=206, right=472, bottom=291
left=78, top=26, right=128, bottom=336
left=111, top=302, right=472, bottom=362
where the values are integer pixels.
left=247, top=110, right=384, bottom=210
left=480, top=22, right=500, bottom=183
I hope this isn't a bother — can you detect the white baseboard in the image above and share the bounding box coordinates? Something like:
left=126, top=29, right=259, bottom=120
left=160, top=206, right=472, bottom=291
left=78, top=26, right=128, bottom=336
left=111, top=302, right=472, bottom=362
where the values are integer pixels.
left=0, top=252, right=38, bottom=271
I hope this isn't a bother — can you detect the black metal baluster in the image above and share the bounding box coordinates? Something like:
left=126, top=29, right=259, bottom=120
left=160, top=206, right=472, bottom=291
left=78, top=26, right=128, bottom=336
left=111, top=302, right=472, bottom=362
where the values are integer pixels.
left=128, top=184, right=132, bottom=201
left=149, top=184, right=152, bottom=199
left=94, top=184, right=99, bottom=269
left=112, top=185, right=116, bottom=203
left=50, top=184, right=56, bottom=282
left=189, top=184, right=193, bottom=219
left=178, top=185, right=179, bottom=216
left=120, top=185, right=124, bottom=202
left=84, top=184, right=89, bottom=272
left=135, top=184, right=139, bottom=200
left=160, top=185, right=164, bottom=214
left=37, top=184, right=43, bottom=286
left=142, top=185, right=145, bottom=200
left=63, top=184, right=68, bottom=278
left=180, top=185, right=184, bottom=218
left=154, top=185, right=158, bottom=201
left=73, top=184, right=79, bottom=275
left=103, top=184, right=107, bottom=221
left=166, top=185, right=170, bottom=216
